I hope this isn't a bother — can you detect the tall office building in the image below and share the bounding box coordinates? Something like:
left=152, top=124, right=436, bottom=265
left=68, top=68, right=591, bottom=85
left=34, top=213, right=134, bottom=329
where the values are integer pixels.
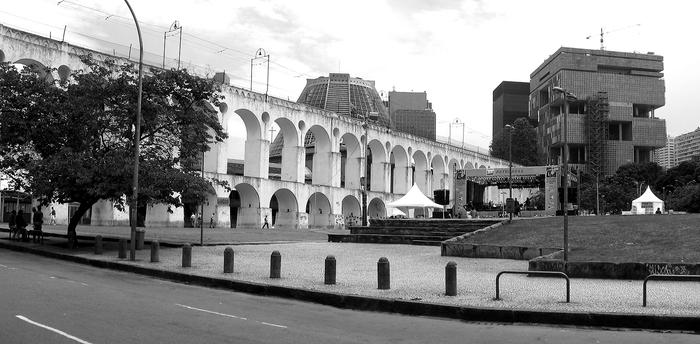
left=387, top=91, right=436, bottom=140
left=529, top=47, right=667, bottom=176
left=675, top=127, right=700, bottom=164
left=654, top=135, right=677, bottom=170
left=492, top=81, right=530, bottom=139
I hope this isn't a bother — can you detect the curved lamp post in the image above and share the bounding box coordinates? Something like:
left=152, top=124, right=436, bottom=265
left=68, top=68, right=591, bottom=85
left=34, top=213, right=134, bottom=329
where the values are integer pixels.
left=552, top=86, right=577, bottom=262
left=124, top=0, right=143, bottom=261
left=505, top=124, right=514, bottom=222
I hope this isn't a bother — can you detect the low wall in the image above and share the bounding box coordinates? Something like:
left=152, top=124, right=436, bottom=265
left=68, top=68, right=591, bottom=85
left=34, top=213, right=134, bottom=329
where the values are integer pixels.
left=441, top=243, right=560, bottom=260
left=529, top=254, right=700, bottom=280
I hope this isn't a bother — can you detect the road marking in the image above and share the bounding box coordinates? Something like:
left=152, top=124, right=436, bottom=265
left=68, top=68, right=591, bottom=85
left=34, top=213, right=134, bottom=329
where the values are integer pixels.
left=16, top=315, right=93, bottom=344
left=259, top=321, right=288, bottom=329
left=175, top=303, right=248, bottom=320
left=0, top=264, right=7, bottom=268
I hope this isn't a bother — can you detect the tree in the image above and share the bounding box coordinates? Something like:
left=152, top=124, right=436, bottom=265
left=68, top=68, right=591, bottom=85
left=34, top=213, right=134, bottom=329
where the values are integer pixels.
left=490, top=117, right=542, bottom=166
left=0, top=57, right=227, bottom=246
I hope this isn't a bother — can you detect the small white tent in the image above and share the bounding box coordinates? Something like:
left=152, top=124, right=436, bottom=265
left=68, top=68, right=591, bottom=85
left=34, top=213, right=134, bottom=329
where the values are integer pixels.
left=387, top=184, right=443, bottom=218
left=630, top=186, right=664, bottom=215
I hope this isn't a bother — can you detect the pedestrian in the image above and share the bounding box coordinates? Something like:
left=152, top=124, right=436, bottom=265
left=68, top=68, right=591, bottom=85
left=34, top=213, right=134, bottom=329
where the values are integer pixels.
left=50, top=207, right=56, bottom=225
left=8, top=210, right=17, bottom=240
left=32, top=207, right=44, bottom=243
left=15, top=209, right=27, bottom=242
left=209, top=212, right=215, bottom=228
left=190, top=213, right=196, bottom=228
left=261, top=215, right=269, bottom=229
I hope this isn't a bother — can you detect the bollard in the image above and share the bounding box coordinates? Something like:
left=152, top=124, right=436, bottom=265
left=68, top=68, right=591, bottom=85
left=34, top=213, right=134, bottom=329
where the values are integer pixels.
left=150, top=240, right=160, bottom=263
left=445, top=261, right=457, bottom=296
left=182, top=243, right=192, bottom=268
left=94, top=235, right=103, bottom=255
left=270, top=251, right=281, bottom=278
left=136, top=229, right=145, bottom=250
left=377, top=257, right=390, bottom=290
left=223, top=247, right=234, bottom=273
left=118, top=238, right=127, bottom=259
left=324, top=255, right=336, bottom=285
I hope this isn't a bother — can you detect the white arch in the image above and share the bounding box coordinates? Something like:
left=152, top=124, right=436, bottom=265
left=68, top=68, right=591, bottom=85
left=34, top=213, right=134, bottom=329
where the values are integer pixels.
left=412, top=150, right=429, bottom=194
left=390, top=145, right=410, bottom=194
left=233, top=109, right=264, bottom=178
left=341, top=132, right=362, bottom=190
left=271, top=188, right=298, bottom=229
left=232, top=183, right=261, bottom=227
left=307, top=192, right=332, bottom=228
left=368, top=198, right=386, bottom=219
left=367, top=139, right=387, bottom=192
left=307, top=125, right=334, bottom=186
left=431, top=154, right=447, bottom=192
left=341, top=195, right=361, bottom=227
left=273, top=117, right=302, bottom=182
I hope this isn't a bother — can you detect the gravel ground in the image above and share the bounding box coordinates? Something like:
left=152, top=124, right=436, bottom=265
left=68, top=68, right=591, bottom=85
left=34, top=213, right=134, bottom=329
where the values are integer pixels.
left=69, top=242, right=700, bottom=317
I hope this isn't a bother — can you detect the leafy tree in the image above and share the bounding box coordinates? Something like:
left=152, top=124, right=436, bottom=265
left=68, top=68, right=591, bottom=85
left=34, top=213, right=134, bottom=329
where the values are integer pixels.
left=0, top=57, right=227, bottom=246
left=490, top=117, right=542, bottom=166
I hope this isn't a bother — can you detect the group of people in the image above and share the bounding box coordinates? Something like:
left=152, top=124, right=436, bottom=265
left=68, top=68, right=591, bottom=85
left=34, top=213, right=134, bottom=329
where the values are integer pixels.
left=189, top=212, right=217, bottom=229
left=7, top=207, right=47, bottom=243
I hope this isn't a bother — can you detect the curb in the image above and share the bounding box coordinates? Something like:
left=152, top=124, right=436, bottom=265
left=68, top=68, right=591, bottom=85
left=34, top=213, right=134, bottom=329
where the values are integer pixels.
left=1, top=240, right=698, bottom=332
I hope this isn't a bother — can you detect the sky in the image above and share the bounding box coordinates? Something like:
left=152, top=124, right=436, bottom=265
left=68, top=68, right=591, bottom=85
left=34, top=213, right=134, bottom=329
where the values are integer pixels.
left=2, top=0, right=698, bottom=148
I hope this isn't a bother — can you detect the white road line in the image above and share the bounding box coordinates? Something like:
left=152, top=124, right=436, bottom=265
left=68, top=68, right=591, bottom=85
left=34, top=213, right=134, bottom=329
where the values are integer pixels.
left=0, top=264, right=7, bottom=268
left=175, top=303, right=248, bottom=320
left=259, top=321, right=288, bottom=329
left=16, top=315, right=93, bottom=344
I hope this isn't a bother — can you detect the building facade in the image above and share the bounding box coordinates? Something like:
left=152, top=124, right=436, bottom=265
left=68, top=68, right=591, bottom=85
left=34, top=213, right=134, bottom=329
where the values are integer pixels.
left=387, top=91, right=436, bottom=141
left=675, top=127, right=700, bottom=164
left=529, top=47, right=667, bottom=176
left=492, top=81, right=530, bottom=139
left=654, top=135, right=677, bottom=170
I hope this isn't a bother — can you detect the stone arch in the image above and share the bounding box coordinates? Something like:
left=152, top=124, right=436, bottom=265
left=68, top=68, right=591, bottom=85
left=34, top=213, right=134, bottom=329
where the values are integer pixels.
left=340, top=132, right=362, bottom=189
left=341, top=195, right=361, bottom=226
left=412, top=150, right=429, bottom=194
left=232, top=109, right=264, bottom=177
left=306, top=192, right=332, bottom=228
left=270, top=188, right=298, bottom=229
left=272, top=117, right=302, bottom=182
left=305, top=125, right=335, bottom=186
left=479, top=164, right=487, bottom=169
left=368, top=198, right=386, bottom=219
left=446, top=158, right=460, bottom=199
left=431, top=154, right=447, bottom=192
left=367, top=139, right=387, bottom=192
left=390, top=145, right=409, bottom=194
left=14, top=58, right=53, bottom=82
left=230, top=183, right=261, bottom=228
left=465, top=162, right=475, bottom=169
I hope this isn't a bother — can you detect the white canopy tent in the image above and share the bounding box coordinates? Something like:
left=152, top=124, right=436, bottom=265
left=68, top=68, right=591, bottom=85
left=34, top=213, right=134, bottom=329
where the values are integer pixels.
left=387, top=184, right=443, bottom=218
left=386, top=207, right=407, bottom=217
left=630, top=186, right=664, bottom=215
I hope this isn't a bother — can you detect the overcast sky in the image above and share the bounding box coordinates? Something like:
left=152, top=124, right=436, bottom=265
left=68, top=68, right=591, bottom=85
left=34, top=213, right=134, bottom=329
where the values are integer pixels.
left=2, top=0, right=697, bottom=148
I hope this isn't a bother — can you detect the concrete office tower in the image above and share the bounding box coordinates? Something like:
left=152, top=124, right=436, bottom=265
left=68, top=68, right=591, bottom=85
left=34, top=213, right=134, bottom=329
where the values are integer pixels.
left=388, top=91, right=436, bottom=140
left=296, top=73, right=390, bottom=127
left=492, top=81, right=530, bottom=139
left=529, top=47, right=667, bottom=176
left=654, top=135, right=677, bottom=170
left=675, top=127, right=700, bottom=164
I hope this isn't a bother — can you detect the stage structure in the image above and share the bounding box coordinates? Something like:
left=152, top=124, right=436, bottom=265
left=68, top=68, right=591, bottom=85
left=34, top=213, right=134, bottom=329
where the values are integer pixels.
left=453, top=166, right=578, bottom=217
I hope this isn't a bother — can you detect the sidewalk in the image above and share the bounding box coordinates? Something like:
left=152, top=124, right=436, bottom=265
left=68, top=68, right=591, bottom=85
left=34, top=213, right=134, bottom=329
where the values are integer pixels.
left=1, top=227, right=698, bottom=332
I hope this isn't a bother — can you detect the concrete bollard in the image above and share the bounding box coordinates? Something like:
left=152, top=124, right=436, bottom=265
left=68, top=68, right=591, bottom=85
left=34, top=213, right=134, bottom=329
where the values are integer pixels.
left=118, top=238, right=127, bottom=259
left=94, top=235, right=103, bottom=255
left=377, top=257, right=390, bottom=290
left=445, top=261, right=457, bottom=296
left=270, top=251, right=281, bottom=278
left=324, top=255, right=336, bottom=285
left=136, top=229, right=145, bottom=250
left=150, top=240, right=160, bottom=263
left=224, top=247, right=234, bottom=273
left=182, top=243, right=192, bottom=267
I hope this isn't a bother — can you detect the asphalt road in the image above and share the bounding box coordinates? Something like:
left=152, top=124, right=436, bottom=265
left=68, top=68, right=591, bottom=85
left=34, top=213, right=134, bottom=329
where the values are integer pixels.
left=0, top=250, right=696, bottom=344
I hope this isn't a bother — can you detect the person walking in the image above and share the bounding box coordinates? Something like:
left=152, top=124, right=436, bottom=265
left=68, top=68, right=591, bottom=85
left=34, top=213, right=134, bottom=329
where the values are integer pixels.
left=261, top=215, right=269, bottom=229
left=8, top=210, right=17, bottom=240
left=50, top=207, right=56, bottom=225
left=209, top=212, right=215, bottom=229
left=190, top=213, right=196, bottom=228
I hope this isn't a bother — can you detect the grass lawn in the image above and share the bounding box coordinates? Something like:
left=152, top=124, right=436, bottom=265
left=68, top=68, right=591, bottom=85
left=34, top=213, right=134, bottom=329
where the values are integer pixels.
left=462, top=214, right=700, bottom=263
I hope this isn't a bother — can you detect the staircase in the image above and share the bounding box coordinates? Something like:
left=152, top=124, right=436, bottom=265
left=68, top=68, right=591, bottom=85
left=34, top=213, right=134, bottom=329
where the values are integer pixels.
left=328, top=219, right=502, bottom=246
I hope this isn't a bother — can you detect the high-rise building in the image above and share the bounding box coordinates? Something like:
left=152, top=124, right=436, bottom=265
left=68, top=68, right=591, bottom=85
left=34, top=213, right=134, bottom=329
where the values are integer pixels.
left=387, top=91, right=436, bottom=140
left=492, top=81, right=530, bottom=139
left=675, top=127, right=700, bottom=164
left=296, top=73, right=390, bottom=127
left=529, top=47, right=667, bottom=176
left=654, top=135, right=677, bottom=170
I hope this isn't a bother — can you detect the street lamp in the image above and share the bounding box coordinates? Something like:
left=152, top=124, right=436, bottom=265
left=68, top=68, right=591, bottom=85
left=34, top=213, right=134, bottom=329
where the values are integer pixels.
left=552, top=86, right=577, bottom=262
left=124, top=0, right=144, bottom=261
left=361, top=113, right=369, bottom=226
left=505, top=124, right=514, bottom=222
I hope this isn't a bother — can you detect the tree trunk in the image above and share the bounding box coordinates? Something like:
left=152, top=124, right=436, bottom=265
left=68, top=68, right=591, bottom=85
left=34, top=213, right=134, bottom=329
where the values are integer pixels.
left=67, top=201, right=95, bottom=249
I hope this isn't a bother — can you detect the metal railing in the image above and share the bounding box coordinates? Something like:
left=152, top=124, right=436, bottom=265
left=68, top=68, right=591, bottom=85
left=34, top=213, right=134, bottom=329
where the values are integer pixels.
left=495, top=270, right=570, bottom=302
left=643, top=274, right=700, bottom=307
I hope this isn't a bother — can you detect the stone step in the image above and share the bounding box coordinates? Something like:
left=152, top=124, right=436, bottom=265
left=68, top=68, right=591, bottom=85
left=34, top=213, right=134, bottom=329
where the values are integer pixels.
left=349, top=227, right=476, bottom=235
left=410, top=240, right=443, bottom=246
left=328, top=233, right=454, bottom=245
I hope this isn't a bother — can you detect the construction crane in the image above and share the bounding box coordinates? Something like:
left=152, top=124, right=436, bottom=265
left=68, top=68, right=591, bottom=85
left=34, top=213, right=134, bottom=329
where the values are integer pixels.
left=587, top=24, right=641, bottom=50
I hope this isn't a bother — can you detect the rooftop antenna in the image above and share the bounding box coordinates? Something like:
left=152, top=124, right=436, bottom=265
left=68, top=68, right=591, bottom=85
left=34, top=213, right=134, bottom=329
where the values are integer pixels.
left=587, top=24, right=641, bottom=50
